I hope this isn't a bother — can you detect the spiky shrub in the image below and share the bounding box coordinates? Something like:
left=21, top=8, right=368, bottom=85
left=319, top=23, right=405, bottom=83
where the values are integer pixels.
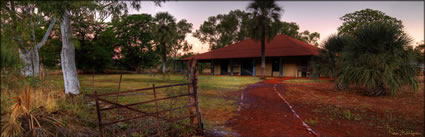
left=337, top=22, right=418, bottom=96
left=311, top=34, right=352, bottom=78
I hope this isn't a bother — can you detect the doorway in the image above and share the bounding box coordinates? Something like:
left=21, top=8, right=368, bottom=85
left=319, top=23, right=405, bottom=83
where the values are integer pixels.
left=221, top=61, right=228, bottom=75
left=241, top=59, right=253, bottom=76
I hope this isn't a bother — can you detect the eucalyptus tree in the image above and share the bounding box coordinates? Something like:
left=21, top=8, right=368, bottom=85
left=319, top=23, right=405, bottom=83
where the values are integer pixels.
left=36, top=1, right=163, bottom=94
left=246, top=0, right=283, bottom=79
left=171, top=19, right=193, bottom=61
left=299, top=30, right=320, bottom=46
left=2, top=1, right=57, bottom=77
left=193, top=10, right=250, bottom=50
left=275, top=21, right=320, bottom=46
left=109, top=14, right=159, bottom=71
left=337, top=22, right=418, bottom=96
left=338, top=8, right=403, bottom=35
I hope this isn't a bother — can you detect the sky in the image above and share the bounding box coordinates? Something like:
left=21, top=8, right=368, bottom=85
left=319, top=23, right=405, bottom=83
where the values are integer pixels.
left=128, top=1, right=424, bottom=54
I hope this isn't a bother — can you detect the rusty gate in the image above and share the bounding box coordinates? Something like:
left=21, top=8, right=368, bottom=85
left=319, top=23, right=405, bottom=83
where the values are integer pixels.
left=90, top=77, right=203, bottom=137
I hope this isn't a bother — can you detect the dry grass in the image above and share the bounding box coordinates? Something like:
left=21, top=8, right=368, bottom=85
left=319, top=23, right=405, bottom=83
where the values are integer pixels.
left=1, top=86, right=64, bottom=137
left=1, top=82, right=97, bottom=137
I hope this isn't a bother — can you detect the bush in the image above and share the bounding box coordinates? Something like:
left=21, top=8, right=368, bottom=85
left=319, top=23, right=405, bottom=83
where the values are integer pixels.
left=337, top=22, right=418, bottom=96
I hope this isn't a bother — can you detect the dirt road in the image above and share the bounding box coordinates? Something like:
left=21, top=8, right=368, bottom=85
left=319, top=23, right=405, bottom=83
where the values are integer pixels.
left=228, top=79, right=315, bottom=137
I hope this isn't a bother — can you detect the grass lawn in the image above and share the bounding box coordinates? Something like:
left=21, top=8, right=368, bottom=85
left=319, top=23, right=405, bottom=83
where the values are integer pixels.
left=281, top=77, right=424, bottom=136
left=45, top=73, right=261, bottom=134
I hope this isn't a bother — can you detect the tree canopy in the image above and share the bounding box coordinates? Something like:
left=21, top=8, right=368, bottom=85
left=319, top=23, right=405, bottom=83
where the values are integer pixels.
left=108, top=14, right=159, bottom=71
left=338, top=8, right=404, bottom=35
left=193, top=10, right=250, bottom=50
left=275, top=22, right=320, bottom=46
left=194, top=10, right=321, bottom=50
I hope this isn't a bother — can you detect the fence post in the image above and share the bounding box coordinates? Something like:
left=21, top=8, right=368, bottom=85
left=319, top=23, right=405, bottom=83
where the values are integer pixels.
left=192, top=75, right=204, bottom=135
left=187, top=59, right=204, bottom=135
left=152, top=84, right=162, bottom=136
left=94, top=91, right=104, bottom=137
left=115, top=71, right=123, bottom=103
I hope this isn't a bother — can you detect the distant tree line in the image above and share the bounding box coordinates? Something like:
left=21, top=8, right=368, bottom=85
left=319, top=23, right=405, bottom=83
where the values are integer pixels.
left=193, top=9, right=321, bottom=50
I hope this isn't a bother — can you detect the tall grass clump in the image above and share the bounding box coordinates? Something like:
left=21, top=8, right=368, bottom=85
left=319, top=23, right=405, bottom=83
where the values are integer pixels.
left=1, top=85, right=96, bottom=137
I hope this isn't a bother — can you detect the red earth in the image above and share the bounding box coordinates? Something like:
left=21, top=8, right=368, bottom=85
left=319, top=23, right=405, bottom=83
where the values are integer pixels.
left=227, top=78, right=315, bottom=137
left=220, top=77, right=423, bottom=137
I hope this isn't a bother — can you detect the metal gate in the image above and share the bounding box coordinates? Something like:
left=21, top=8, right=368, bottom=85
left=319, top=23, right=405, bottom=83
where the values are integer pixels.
left=90, top=79, right=203, bottom=137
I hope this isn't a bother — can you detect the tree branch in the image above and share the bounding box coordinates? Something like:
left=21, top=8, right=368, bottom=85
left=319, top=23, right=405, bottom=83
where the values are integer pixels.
left=36, top=17, right=57, bottom=49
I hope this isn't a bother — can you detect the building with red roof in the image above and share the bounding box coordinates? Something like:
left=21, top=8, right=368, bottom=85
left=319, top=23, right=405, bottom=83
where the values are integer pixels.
left=183, top=34, right=320, bottom=77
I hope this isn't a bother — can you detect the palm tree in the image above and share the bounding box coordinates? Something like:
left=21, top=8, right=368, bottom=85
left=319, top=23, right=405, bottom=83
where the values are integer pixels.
left=247, top=0, right=283, bottom=79
left=337, top=22, right=418, bottom=96
left=153, top=12, right=177, bottom=74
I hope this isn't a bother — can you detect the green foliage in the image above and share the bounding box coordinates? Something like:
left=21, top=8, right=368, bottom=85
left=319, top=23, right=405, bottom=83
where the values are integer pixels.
left=310, top=34, right=352, bottom=78
left=76, top=42, right=114, bottom=72
left=337, top=22, right=418, bottom=96
left=275, top=22, right=321, bottom=46
left=109, top=14, right=159, bottom=71
left=1, top=33, right=21, bottom=71
left=194, top=10, right=321, bottom=50
left=172, top=19, right=193, bottom=56
left=39, top=38, right=61, bottom=68
left=276, top=22, right=300, bottom=38
left=312, top=9, right=417, bottom=96
left=193, top=10, right=250, bottom=50
left=338, top=8, right=404, bottom=35
left=246, top=0, right=282, bottom=42
left=413, top=43, right=424, bottom=64
left=152, top=12, right=193, bottom=73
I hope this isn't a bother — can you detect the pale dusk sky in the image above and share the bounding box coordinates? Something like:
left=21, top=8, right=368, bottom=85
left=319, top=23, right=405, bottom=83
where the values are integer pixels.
left=128, top=1, right=424, bottom=54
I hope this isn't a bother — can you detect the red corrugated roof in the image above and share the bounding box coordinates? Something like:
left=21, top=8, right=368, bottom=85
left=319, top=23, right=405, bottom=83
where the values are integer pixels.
left=183, top=34, right=320, bottom=60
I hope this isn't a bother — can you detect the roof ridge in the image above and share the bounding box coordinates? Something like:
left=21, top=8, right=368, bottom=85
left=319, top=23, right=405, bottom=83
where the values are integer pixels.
left=183, top=34, right=319, bottom=60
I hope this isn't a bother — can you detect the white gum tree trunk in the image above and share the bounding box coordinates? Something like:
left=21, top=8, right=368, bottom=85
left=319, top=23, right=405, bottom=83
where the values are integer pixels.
left=19, top=18, right=56, bottom=77
left=19, top=49, right=34, bottom=76
left=60, top=10, right=80, bottom=94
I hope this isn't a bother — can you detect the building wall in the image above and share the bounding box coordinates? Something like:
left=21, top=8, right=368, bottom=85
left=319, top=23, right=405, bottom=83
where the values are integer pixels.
left=214, top=63, right=221, bottom=75
left=255, top=59, right=273, bottom=77
left=283, top=63, right=297, bottom=77
left=211, top=56, right=310, bottom=77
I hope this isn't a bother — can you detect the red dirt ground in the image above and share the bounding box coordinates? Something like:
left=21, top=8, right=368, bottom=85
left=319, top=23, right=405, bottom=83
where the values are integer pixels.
left=281, top=80, right=424, bottom=137
left=223, top=77, right=423, bottom=137
left=227, top=78, right=314, bottom=137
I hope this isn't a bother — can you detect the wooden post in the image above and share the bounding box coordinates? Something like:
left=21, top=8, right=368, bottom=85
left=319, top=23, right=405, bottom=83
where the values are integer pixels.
left=211, top=60, right=215, bottom=75
left=252, top=58, right=256, bottom=77
left=152, top=84, right=162, bottom=136
left=92, top=69, right=95, bottom=89
left=115, top=71, right=123, bottom=103
left=94, top=91, right=104, bottom=137
left=279, top=57, right=283, bottom=78
left=187, top=59, right=203, bottom=134
left=180, top=61, right=184, bottom=73
left=230, top=59, right=233, bottom=76
left=192, top=75, right=204, bottom=134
